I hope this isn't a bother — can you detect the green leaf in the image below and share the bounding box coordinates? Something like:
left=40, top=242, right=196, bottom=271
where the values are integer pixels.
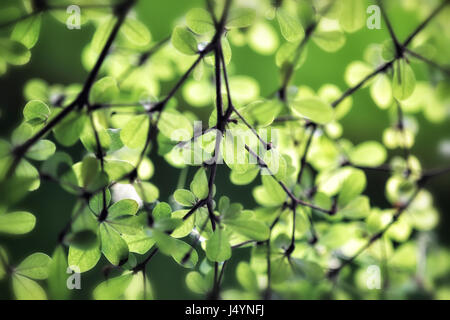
left=190, top=168, right=208, bottom=200
left=89, top=189, right=111, bottom=215
left=228, top=75, right=259, bottom=104
left=171, top=26, right=198, bottom=55
left=26, top=139, right=56, bottom=161
left=80, top=125, right=111, bottom=154
left=276, top=8, right=304, bottom=42
left=186, top=8, right=214, bottom=34
left=78, top=157, right=100, bottom=188
left=152, top=230, right=198, bottom=267
left=158, top=111, right=193, bottom=141
left=244, top=100, right=283, bottom=127
left=0, top=247, right=8, bottom=280
left=223, top=218, right=270, bottom=241
left=186, top=271, right=210, bottom=294
left=227, top=8, right=256, bottom=29
left=349, top=141, right=387, bottom=167
left=13, top=159, right=41, bottom=192
left=182, top=79, right=214, bottom=107
left=221, top=201, right=243, bottom=220
left=108, top=216, right=144, bottom=235
left=392, top=58, right=416, bottom=100
left=382, top=40, right=396, bottom=61
left=124, top=271, right=153, bottom=300
left=15, top=252, right=52, bottom=280
left=135, top=181, right=159, bottom=203
left=0, top=38, right=30, bottom=65
left=11, top=14, right=42, bottom=49
left=67, top=230, right=98, bottom=250
left=171, top=239, right=198, bottom=268
left=23, top=100, right=50, bottom=125
left=171, top=210, right=195, bottom=238
left=152, top=202, right=172, bottom=220
left=0, top=211, right=35, bottom=235
left=93, top=273, right=133, bottom=300
left=53, top=112, right=86, bottom=147
left=68, top=244, right=101, bottom=273
left=121, top=115, right=150, bottom=149
left=230, top=167, right=259, bottom=186
left=12, top=274, right=46, bottom=300
left=92, top=16, right=116, bottom=53
left=312, top=30, right=345, bottom=52
left=48, top=246, right=70, bottom=300
left=100, top=223, right=129, bottom=266
left=291, top=258, right=324, bottom=282
left=105, top=160, right=134, bottom=183
left=276, top=42, right=307, bottom=71
left=236, top=262, right=258, bottom=292
left=340, top=195, right=371, bottom=219
left=12, top=123, right=33, bottom=146
left=338, top=169, right=366, bottom=206
left=90, top=76, right=119, bottom=104
left=173, top=189, right=196, bottom=207
left=291, top=97, right=334, bottom=124
left=153, top=218, right=182, bottom=232
left=122, top=230, right=155, bottom=255
left=108, top=199, right=139, bottom=219
left=371, top=74, right=392, bottom=108
left=261, top=175, right=286, bottom=206
left=339, top=0, right=366, bottom=33
left=121, top=18, right=151, bottom=46
left=24, top=79, right=48, bottom=101
left=206, top=228, right=231, bottom=262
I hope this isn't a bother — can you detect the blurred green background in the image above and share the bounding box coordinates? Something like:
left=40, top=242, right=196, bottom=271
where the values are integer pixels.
left=0, top=0, right=449, bottom=299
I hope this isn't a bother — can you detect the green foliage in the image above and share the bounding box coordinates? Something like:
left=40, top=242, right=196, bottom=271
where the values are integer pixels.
left=190, top=168, right=209, bottom=200
left=171, top=27, right=198, bottom=56
left=0, top=0, right=449, bottom=302
left=291, top=97, right=334, bottom=124
left=206, top=228, right=231, bottom=262
left=23, top=100, right=50, bottom=126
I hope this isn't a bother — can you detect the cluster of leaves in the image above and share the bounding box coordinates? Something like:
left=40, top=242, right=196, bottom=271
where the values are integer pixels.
left=0, top=0, right=450, bottom=300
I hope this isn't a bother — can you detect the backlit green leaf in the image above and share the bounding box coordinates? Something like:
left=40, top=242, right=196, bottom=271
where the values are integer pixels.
left=224, top=218, right=270, bottom=241
left=291, top=97, right=334, bottom=124
left=392, top=58, right=416, bottom=100
left=23, top=100, right=50, bottom=125
left=121, top=115, right=150, bottom=150
left=190, top=168, right=208, bottom=200
left=15, top=252, right=52, bottom=280
left=11, top=14, right=42, bottom=49
left=48, top=246, right=70, bottom=300
left=122, top=18, right=151, bottom=46
left=340, top=195, right=371, bottom=219
left=206, top=228, right=231, bottom=262
left=186, top=8, right=214, bottom=34
left=90, top=76, right=119, bottom=104
left=26, top=139, right=56, bottom=161
left=93, top=273, right=133, bottom=300
left=276, top=9, right=304, bottom=42
left=174, top=189, right=196, bottom=207
left=0, top=38, right=30, bottom=65
left=227, top=8, right=256, bottom=29
left=171, top=27, right=198, bottom=55
left=339, top=0, right=366, bottom=33
left=100, top=223, right=129, bottom=266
